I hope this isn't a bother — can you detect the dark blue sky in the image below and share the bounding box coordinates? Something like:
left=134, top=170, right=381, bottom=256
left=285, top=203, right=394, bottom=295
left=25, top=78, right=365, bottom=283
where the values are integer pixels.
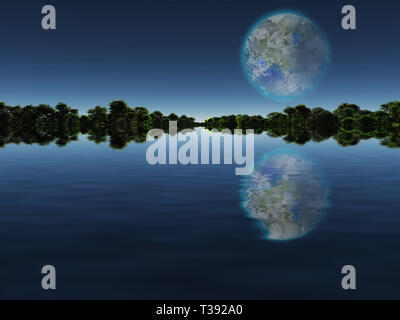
left=0, top=0, right=399, bottom=120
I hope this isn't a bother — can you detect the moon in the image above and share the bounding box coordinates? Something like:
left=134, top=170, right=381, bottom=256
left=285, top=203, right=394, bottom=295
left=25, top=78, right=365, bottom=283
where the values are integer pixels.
left=242, top=11, right=330, bottom=102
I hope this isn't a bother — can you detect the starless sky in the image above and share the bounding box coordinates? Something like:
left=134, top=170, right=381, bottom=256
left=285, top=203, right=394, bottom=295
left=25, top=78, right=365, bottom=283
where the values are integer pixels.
left=0, top=0, right=399, bottom=120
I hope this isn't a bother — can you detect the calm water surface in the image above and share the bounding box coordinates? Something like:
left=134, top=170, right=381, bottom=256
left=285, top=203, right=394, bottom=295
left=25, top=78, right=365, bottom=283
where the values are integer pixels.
left=0, top=130, right=399, bottom=299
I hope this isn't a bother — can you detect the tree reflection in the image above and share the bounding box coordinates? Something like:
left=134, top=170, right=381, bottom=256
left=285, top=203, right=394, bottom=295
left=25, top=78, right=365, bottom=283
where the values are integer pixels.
left=0, top=100, right=399, bottom=149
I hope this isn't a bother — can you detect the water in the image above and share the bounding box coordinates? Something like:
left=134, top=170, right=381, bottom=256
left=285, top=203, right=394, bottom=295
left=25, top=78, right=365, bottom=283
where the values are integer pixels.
left=0, top=131, right=399, bottom=299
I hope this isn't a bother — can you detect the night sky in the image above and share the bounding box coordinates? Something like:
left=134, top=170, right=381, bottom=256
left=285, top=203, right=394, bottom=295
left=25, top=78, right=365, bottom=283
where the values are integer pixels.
left=0, top=0, right=399, bottom=120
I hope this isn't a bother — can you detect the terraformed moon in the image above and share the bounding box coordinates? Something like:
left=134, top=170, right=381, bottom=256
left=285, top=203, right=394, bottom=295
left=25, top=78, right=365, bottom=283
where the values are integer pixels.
left=243, top=12, right=330, bottom=101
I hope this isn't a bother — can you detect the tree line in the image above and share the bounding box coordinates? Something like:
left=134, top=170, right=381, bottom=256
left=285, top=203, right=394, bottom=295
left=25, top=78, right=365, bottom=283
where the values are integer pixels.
left=0, top=100, right=399, bottom=149
left=205, top=102, right=400, bottom=148
left=0, top=100, right=198, bottom=149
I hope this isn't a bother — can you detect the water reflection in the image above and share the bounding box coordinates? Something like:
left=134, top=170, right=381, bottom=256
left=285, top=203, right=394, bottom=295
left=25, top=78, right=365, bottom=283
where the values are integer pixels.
left=1, top=126, right=400, bottom=149
left=242, top=151, right=329, bottom=240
